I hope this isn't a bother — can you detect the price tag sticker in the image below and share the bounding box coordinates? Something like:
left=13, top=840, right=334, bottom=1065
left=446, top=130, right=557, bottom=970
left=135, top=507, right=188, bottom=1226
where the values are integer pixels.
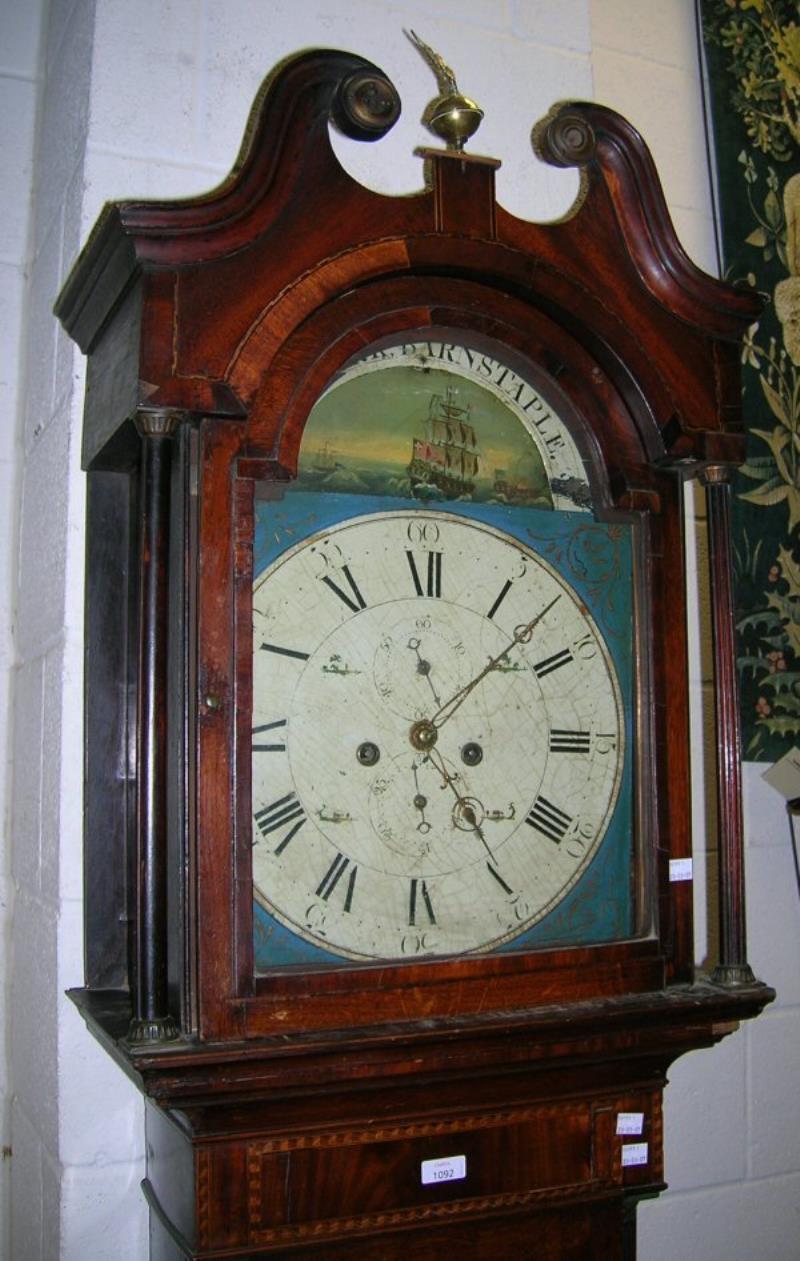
left=616, top=1112, right=644, bottom=1136
left=621, top=1142, right=649, bottom=1168
left=421, top=1155, right=467, bottom=1185
left=669, top=857, right=693, bottom=882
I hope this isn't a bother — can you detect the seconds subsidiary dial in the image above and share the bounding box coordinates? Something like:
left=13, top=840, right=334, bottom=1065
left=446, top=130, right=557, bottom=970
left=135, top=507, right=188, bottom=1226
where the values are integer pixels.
left=251, top=511, right=624, bottom=961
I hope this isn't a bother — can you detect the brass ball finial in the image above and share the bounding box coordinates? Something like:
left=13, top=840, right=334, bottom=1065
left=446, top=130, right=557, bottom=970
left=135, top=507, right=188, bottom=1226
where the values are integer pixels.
left=406, top=30, right=484, bottom=151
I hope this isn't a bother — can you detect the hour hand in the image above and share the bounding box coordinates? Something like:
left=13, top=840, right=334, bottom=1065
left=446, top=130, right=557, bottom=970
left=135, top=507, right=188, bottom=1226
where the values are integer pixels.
left=451, top=794, right=495, bottom=861
left=425, top=747, right=496, bottom=860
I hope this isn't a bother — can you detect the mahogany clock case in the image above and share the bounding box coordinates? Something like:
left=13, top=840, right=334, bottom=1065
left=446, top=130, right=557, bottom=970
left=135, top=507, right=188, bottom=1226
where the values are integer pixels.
left=55, top=48, right=773, bottom=1261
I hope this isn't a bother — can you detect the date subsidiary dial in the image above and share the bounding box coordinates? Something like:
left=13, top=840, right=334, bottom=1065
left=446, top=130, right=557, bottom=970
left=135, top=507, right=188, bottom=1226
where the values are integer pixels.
left=251, top=511, right=624, bottom=960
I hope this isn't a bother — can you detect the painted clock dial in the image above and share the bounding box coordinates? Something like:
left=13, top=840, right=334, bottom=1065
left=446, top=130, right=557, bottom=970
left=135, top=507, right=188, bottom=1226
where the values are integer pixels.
left=250, top=335, right=634, bottom=968
left=251, top=510, right=624, bottom=961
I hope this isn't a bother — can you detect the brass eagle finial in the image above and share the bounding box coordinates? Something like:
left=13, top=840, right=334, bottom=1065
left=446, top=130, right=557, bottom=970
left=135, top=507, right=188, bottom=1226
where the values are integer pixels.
left=406, top=29, right=484, bottom=151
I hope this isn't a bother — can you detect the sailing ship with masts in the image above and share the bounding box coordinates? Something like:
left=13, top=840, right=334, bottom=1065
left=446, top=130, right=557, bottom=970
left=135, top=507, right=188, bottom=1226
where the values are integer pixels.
left=408, top=387, right=480, bottom=498
left=311, top=440, right=340, bottom=473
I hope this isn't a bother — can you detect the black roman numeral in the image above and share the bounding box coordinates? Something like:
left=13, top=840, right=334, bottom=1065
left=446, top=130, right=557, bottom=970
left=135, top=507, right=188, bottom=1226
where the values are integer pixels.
left=320, top=564, right=367, bottom=613
left=260, top=642, right=310, bottom=661
left=533, top=647, right=573, bottom=678
left=526, top=796, right=573, bottom=843
left=487, top=578, right=513, bottom=621
left=406, top=550, right=442, bottom=598
left=254, top=792, right=306, bottom=853
left=316, top=853, right=358, bottom=911
left=252, top=719, right=287, bottom=752
left=549, top=728, right=591, bottom=754
left=408, top=878, right=436, bottom=926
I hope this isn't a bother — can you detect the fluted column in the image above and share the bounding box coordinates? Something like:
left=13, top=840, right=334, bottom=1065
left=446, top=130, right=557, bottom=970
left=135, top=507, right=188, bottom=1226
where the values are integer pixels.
left=127, top=409, right=184, bottom=1043
left=701, top=465, right=756, bottom=987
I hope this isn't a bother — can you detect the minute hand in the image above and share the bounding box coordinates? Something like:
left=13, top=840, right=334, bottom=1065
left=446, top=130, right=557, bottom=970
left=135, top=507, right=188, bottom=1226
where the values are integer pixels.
left=431, top=594, right=562, bottom=730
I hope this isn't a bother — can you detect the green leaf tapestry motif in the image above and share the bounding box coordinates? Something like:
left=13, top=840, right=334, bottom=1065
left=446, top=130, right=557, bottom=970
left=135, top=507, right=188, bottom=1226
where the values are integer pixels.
left=700, top=0, right=800, bottom=760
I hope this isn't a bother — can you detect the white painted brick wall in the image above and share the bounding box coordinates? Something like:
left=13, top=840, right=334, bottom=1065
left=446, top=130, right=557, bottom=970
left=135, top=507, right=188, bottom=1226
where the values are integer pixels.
left=2, top=1, right=797, bottom=1257
left=0, top=0, right=48, bottom=1252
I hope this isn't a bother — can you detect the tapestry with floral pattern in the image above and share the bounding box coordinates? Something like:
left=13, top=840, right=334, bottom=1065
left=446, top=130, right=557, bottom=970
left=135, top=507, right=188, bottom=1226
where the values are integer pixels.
left=699, top=0, right=800, bottom=761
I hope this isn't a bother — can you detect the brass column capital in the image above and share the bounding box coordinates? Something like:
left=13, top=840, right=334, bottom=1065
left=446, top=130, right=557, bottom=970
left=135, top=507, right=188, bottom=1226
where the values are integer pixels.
left=133, top=408, right=186, bottom=440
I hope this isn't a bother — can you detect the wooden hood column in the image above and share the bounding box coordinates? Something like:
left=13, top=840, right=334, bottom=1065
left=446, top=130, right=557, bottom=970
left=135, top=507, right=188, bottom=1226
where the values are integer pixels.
left=702, top=464, right=757, bottom=988
left=128, top=408, right=183, bottom=1044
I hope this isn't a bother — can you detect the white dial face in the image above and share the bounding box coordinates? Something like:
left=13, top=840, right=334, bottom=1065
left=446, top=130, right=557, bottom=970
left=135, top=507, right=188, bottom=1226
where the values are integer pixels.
left=251, top=511, right=624, bottom=961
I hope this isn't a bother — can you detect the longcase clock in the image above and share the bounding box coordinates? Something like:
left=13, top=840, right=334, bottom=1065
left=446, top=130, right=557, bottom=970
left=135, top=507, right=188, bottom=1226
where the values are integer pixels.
left=55, top=47, right=773, bottom=1261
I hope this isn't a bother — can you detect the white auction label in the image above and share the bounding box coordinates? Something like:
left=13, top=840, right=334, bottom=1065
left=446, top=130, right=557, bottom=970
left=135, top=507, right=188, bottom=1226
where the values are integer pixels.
left=421, top=1155, right=467, bottom=1185
left=621, top=1142, right=649, bottom=1167
left=669, top=857, right=693, bottom=882
left=616, top=1112, right=644, bottom=1136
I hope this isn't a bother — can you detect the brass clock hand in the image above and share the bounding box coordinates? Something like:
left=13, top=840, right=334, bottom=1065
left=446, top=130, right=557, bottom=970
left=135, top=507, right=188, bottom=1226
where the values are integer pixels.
left=430, top=594, right=562, bottom=731
left=425, top=747, right=495, bottom=861
left=424, top=744, right=459, bottom=792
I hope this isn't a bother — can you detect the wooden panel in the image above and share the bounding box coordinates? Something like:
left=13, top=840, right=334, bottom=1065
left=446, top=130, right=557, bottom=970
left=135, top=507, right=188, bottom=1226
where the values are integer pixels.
left=150, top=1201, right=624, bottom=1261
left=81, top=282, right=143, bottom=470
left=259, top=1204, right=625, bottom=1261
left=241, top=951, right=664, bottom=1037
left=139, top=1073, right=667, bottom=1258
left=248, top=1110, right=592, bottom=1236
left=84, top=470, right=137, bottom=989
left=176, top=1094, right=660, bottom=1252
left=145, top=1104, right=198, bottom=1250
left=428, top=149, right=498, bottom=238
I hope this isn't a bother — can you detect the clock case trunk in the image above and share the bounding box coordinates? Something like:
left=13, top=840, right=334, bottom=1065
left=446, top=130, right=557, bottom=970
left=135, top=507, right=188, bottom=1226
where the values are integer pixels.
left=57, top=50, right=772, bottom=1259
